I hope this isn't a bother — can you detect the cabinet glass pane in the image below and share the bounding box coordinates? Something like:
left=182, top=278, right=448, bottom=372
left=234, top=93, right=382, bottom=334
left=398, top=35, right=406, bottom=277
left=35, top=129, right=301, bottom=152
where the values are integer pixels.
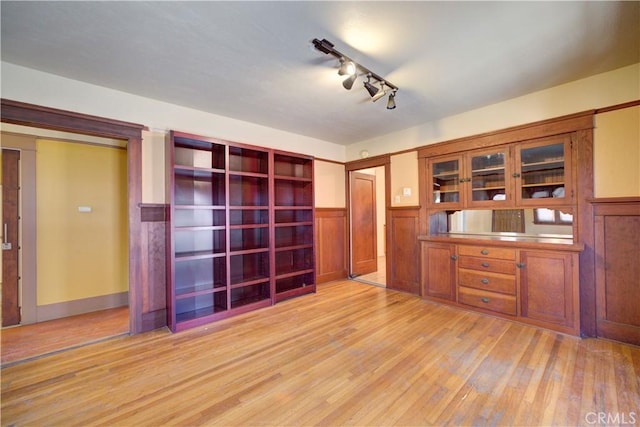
left=520, top=143, right=565, bottom=200
left=230, top=281, right=270, bottom=308
left=471, top=152, right=507, bottom=202
left=432, top=159, right=460, bottom=203
left=175, top=257, right=227, bottom=296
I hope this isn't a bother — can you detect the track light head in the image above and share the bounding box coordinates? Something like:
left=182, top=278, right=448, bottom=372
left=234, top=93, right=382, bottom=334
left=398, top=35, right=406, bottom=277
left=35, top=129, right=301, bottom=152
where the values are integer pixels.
left=364, top=75, right=379, bottom=98
left=343, top=74, right=357, bottom=90
left=386, top=90, right=397, bottom=110
left=338, top=59, right=356, bottom=76
left=371, top=82, right=387, bottom=102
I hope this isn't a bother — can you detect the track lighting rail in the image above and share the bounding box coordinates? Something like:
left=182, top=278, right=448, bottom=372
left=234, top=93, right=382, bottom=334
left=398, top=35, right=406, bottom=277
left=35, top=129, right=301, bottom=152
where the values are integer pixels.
left=312, top=38, right=398, bottom=109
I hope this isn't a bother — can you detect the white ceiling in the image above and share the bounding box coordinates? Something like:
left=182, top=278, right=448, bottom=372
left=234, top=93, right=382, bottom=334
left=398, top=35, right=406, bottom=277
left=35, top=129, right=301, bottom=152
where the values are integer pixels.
left=1, top=1, right=638, bottom=146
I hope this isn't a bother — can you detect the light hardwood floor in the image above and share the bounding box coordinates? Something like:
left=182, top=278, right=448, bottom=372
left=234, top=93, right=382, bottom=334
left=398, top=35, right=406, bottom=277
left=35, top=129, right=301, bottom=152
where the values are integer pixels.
left=1, top=280, right=638, bottom=426
left=356, top=255, right=386, bottom=287
left=1, top=307, right=129, bottom=366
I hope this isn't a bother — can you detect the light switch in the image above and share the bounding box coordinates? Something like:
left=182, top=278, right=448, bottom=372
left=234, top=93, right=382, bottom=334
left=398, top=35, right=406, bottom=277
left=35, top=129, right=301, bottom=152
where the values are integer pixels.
left=403, top=187, right=412, bottom=197
left=78, top=206, right=92, bottom=213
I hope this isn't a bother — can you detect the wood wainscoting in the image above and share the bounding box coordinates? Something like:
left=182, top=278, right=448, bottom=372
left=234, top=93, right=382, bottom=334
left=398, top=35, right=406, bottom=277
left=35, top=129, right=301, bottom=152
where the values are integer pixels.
left=388, top=207, right=420, bottom=295
left=315, top=208, right=348, bottom=283
left=593, top=197, right=640, bottom=346
left=139, top=203, right=168, bottom=330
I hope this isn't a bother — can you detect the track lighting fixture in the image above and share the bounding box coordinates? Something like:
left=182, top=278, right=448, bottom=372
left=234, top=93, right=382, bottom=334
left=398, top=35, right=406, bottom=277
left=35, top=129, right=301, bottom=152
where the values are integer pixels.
left=312, top=38, right=398, bottom=109
left=343, top=73, right=357, bottom=90
left=338, top=59, right=356, bottom=76
left=386, top=90, right=397, bottom=110
left=364, top=75, right=379, bottom=97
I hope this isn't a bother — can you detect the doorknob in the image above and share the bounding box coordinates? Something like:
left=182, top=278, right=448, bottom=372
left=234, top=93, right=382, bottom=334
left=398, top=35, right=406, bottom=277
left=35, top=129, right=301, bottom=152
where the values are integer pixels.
left=2, top=223, right=12, bottom=250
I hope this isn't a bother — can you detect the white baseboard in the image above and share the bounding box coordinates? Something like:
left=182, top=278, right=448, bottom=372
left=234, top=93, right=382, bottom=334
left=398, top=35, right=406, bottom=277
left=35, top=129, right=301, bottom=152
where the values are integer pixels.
left=34, top=292, right=129, bottom=323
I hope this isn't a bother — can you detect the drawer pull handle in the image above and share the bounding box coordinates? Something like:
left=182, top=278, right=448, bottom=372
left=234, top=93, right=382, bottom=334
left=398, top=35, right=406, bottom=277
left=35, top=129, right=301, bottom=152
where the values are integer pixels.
left=481, top=249, right=489, bottom=255
left=516, top=262, right=526, bottom=269
left=481, top=278, right=489, bottom=285
left=451, top=255, right=458, bottom=261
left=481, top=297, right=490, bottom=303
left=481, top=262, right=490, bottom=268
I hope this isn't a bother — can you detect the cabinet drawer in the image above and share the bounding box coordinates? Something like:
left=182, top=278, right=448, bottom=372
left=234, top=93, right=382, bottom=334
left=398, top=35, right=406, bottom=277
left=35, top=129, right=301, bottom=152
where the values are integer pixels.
left=458, top=286, right=517, bottom=316
left=458, top=269, right=516, bottom=295
left=458, top=245, right=516, bottom=260
left=458, top=256, right=516, bottom=275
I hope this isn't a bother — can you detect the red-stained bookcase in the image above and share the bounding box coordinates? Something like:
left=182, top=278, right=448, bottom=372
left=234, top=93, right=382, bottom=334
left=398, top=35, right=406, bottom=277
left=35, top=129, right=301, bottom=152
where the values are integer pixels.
left=166, top=131, right=315, bottom=332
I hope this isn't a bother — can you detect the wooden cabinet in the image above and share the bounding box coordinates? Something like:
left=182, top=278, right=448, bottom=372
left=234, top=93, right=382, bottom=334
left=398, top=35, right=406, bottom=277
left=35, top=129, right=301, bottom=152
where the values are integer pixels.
left=519, top=249, right=579, bottom=333
left=426, top=136, right=572, bottom=209
left=420, top=242, right=456, bottom=301
left=514, top=135, right=572, bottom=206
left=166, top=131, right=315, bottom=332
left=457, top=245, right=517, bottom=316
left=419, top=238, right=581, bottom=335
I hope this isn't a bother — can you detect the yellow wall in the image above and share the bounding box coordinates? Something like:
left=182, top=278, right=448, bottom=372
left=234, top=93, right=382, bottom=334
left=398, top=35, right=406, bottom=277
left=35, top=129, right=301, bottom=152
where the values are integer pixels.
left=594, top=105, right=640, bottom=198
left=36, top=139, right=128, bottom=305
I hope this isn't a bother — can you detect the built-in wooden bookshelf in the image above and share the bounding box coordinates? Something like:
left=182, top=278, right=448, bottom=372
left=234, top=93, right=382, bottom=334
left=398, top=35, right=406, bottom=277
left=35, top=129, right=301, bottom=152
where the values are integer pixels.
left=166, top=131, right=315, bottom=332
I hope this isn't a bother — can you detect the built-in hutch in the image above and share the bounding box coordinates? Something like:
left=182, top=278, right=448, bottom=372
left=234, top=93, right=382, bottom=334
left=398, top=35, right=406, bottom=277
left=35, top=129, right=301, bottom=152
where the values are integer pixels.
left=418, top=113, right=593, bottom=336
left=166, top=131, right=315, bottom=332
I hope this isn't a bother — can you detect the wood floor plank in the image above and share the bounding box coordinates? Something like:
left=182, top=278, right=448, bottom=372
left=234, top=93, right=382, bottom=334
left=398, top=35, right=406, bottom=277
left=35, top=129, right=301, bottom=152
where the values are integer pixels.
left=1, top=280, right=639, bottom=426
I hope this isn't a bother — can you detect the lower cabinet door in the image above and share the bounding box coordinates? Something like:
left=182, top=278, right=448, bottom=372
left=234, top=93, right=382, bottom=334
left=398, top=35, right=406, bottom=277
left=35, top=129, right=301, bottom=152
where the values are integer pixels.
left=519, top=250, right=579, bottom=332
left=420, top=242, right=456, bottom=301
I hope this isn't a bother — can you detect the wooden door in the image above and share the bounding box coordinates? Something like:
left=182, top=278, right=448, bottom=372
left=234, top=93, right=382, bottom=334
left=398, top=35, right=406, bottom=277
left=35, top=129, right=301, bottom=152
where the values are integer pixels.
left=594, top=203, right=640, bottom=346
left=519, top=250, right=579, bottom=334
left=350, top=171, right=377, bottom=276
left=2, top=149, right=21, bottom=326
left=420, top=242, right=456, bottom=301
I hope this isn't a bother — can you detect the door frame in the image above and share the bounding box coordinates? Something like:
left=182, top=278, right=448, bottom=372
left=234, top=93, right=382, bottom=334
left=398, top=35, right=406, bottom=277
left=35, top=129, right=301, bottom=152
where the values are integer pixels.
left=345, top=154, right=391, bottom=283
left=1, top=99, right=147, bottom=334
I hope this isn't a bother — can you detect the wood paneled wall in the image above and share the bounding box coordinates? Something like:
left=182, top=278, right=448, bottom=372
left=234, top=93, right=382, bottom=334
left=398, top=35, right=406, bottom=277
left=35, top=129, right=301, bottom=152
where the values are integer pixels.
left=139, top=204, right=168, bottom=330
left=315, top=208, right=348, bottom=283
left=388, top=207, right=420, bottom=295
left=593, top=198, right=640, bottom=346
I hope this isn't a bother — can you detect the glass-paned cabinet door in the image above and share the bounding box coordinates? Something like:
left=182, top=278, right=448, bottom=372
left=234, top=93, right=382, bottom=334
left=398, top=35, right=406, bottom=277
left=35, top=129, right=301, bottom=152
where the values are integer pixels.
left=515, top=136, right=571, bottom=205
left=429, top=155, right=463, bottom=207
left=468, top=148, right=510, bottom=206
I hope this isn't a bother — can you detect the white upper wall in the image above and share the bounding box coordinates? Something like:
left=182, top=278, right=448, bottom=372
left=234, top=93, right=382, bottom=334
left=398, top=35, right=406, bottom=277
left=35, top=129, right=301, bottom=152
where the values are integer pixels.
left=0, top=62, right=346, bottom=162
left=347, top=63, right=640, bottom=161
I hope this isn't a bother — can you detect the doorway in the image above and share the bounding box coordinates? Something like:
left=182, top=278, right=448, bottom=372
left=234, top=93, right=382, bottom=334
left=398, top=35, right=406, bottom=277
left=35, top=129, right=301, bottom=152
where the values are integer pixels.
left=1, top=132, right=130, bottom=364
left=2, top=149, right=21, bottom=327
left=349, top=165, right=387, bottom=287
